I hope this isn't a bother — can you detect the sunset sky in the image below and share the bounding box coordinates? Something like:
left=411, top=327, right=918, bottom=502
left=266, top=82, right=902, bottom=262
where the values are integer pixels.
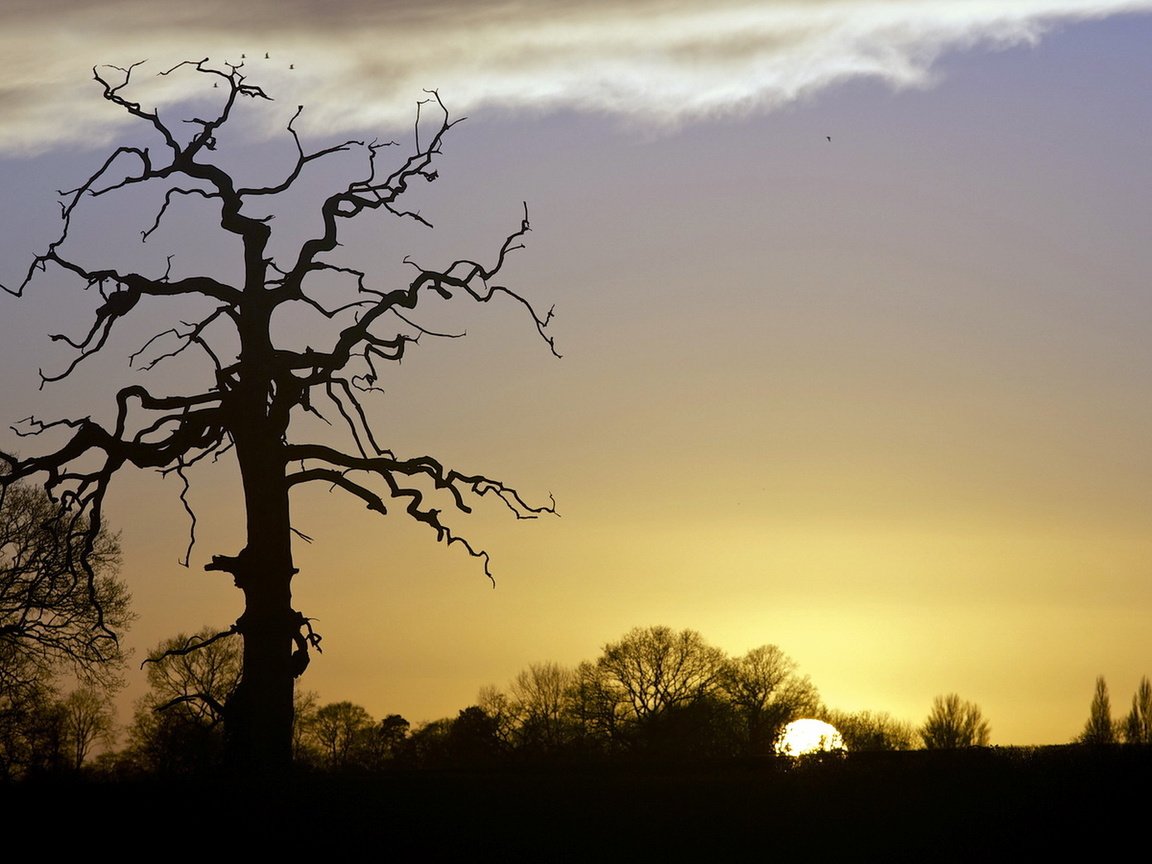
left=2, top=1, right=1151, bottom=745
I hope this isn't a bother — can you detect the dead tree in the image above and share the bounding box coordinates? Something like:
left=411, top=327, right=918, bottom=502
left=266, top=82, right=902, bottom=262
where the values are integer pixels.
left=0, top=59, right=557, bottom=772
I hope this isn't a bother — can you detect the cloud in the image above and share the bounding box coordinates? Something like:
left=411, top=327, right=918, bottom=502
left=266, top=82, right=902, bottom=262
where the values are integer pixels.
left=2, top=0, right=1149, bottom=153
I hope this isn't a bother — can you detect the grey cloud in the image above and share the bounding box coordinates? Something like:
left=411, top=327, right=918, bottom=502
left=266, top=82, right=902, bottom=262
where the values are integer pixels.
left=2, top=0, right=1149, bottom=152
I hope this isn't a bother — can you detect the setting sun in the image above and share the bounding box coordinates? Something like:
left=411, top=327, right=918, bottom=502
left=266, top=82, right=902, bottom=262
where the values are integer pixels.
left=776, top=719, right=846, bottom=757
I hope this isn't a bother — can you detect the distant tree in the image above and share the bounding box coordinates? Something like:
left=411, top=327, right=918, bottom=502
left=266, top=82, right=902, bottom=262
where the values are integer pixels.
left=341, top=711, right=411, bottom=771
left=638, top=694, right=744, bottom=760
left=564, top=660, right=627, bottom=749
left=0, top=480, right=128, bottom=777
left=290, top=688, right=321, bottom=764
left=1, top=480, right=131, bottom=695
left=0, top=677, right=65, bottom=778
left=920, top=694, right=990, bottom=749
left=448, top=705, right=504, bottom=766
left=370, top=713, right=411, bottom=766
left=128, top=627, right=242, bottom=772
left=1078, top=676, right=1115, bottom=745
left=508, top=661, right=575, bottom=751
left=718, top=644, right=820, bottom=754
left=824, top=709, right=915, bottom=751
left=60, top=686, right=115, bottom=769
left=476, top=684, right=518, bottom=748
left=379, top=713, right=411, bottom=748
left=405, top=718, right=453, bottom=767
left=141, top=628, right=241, bottom=724
left=598, top=626, right=726, bottom=721
left=309, top=701, right=375, bottom=769
left=1122, top=676, right=1152, bottom=745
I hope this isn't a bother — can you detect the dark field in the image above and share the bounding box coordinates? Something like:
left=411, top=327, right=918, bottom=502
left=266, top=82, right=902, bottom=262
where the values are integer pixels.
left=6, top=747, right=1145, bottom=858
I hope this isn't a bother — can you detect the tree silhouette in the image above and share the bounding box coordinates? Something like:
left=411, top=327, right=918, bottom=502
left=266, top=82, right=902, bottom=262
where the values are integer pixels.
left=919, top=693, right=990, bottom=749
left=0, top=59, right=555, bottom=771
left=139, top=627, right=242, bottom=725
left=1079, top=675, right=1115, bottom=745
left=598, top=626, right=726, bottom=722
left=822, top=709, right=915, bottom=751
left=306, top=700, right=374, bottom=769
left=128, top=626, right=242, bottom=772
left=718, top=644, right=820, bottom=754
left=448, top=705, right=504, bottom=766
left=508, top=661, right=574, bottom=751
left=1122, top=675, right=1152, bottom=744
left=566, top=659, right=627, bottom=748
left=1, top=479, right=130, bottom=693
left=59, top=686, right=115, bottom=769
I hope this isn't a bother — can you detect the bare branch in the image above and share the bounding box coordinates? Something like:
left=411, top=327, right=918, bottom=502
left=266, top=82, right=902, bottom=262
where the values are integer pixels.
left=142, top=625, right=237, bottom=668
left=174, top=463, right=197, bottom=567
left=237, top=104, right=362, bottom=197
left=141, top=186, right=219, bottom=242
left=128, top=305, right=232, bottom=372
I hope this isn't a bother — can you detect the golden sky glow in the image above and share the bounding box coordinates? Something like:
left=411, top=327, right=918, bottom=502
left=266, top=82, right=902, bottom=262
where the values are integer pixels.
left=1, top=1, right=1151, bottom=745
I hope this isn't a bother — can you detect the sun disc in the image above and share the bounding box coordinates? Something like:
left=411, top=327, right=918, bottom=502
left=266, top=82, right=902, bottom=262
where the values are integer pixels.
left=776, top=718, right=846, bottom=756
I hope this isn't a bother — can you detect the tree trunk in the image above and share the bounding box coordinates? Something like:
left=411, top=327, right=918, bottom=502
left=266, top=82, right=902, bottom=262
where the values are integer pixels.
left=222, top=429, right=297, bottom=772
left=223, top=296, right=298, bottom=773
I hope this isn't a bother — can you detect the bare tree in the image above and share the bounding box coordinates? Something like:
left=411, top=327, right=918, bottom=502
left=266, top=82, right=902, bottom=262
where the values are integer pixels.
left=823, top=709, right=915, bottom=751
left=509, top=661, right=574, bottom=749
left=476, top=684, right=518, bottom=748
left=128, top=626, right=242, bottom=772
left=140, top=627, right=242, bottom=725
left=354, top=712, right=411, bottom=770
left=290, top=687, right=320, bottom=763
left=308, top=700, right=374, bottom=769
left=719, top=644, right=820, bottom=751
left=0, top=59, right=555, bottom=770
left=1, top=479, right=130, bottom=693
left=565, top=659, right=628, bottom=746
left=0, top=674, right=63, bottom=778
left=597, top=626, right=726, bottom=721
left=920, top=693, right=990, bottom=749
left=60, top=686, right=115, bottom=769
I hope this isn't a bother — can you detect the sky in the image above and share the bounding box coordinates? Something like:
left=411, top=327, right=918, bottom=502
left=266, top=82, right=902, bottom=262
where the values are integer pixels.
left=1, top=0, right=1151, bottom=745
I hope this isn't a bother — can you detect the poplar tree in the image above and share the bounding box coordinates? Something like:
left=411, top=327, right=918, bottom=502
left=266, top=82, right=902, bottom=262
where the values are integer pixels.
left=1078, top=675, right=1115, bottom=745
left=1122, top=675, right=1152, bottom=744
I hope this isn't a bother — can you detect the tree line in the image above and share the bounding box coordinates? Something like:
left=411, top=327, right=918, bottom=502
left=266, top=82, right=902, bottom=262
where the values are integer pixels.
left=4, top=476, right=1146, bottom=778
left=105, top=624, right=1016, bottom=773
left=6, top=623, right=998, bottom=776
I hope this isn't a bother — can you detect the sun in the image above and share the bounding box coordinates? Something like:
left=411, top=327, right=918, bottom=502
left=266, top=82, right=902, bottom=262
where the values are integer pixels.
left=775, top=718, right=846, bottom=757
